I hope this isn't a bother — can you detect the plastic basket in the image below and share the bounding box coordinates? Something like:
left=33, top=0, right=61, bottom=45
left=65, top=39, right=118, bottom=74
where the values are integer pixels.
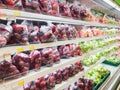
left=93, top=71, right=110, bottom=90
left=103, top=60, right=120, bottom=67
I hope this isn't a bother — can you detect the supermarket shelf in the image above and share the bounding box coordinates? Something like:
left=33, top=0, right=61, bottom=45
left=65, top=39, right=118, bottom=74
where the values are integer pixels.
left=53, top=71, right=84, bottom=90
left=53, top=49, right=116, bottom=90
left=0, top=9, right=119, bottom=27
left=0, top=35, right=116, bottom=61
left=0, top=42, right=118, bottom=90
left=117, top=84, right=120, bottom=90
left=98, top=49, right=120, bottom=90
left=52, top=45, right=120, bottom=90
left=97, top=49, right=120, bottom=90
left=98, top=64, right=120, bottom=90
left=0, top=15, right=15, bottom=20
left=0, top=49, right=102, bottom=90
left=46, top=43, right=119, bottom=90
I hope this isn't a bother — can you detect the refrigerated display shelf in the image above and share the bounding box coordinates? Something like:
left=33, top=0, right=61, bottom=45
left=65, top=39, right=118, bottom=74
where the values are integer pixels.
left=98, top=49, right=120, bottom=90
left=99, top=50, right=120, bottom=90
left=0, top=3, right=120, bottom=90
left=53, top=54, right=114, bottom=90
left=49, top=46, right=120, bottom=90
left=0, top=42, right=118, bottom=90
left=98, top=64, right=120, bottom=90
left=93, top=71, right=111, bottom=90
left=0, top=9, right=120, bottom=27
left=0, top=34, right=116, bottom=61
left=95, top=49, right=120, bottom=90
left=117, top=83, right=120, bottom=90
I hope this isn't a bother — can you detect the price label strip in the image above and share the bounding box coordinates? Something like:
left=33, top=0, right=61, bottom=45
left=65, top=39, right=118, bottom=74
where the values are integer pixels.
left=29, top=45, right=35, bottom=50
left=17, top=47, right=24, bottom=52
left=13, top=11, right=21, bottom=16
left=18, top=80, right=24, bottom=86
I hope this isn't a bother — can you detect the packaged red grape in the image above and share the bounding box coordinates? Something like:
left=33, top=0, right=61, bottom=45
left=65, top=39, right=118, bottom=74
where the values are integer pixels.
left=75, top=25, right=83, bottom=37
left=48, top=0, right=59, bottom=16
left=12, top=53, right=30, bottom=75
left=29, top=26, right=40, bottom=43
left=74, top=61, right=84, bottom=73
left=58, top=45, right=71, bottom=58
left=38, top=25, right=56, bottom=43
left=71, top=25, right=79, bottom=39
left=64, top=25, right=72, bottom=40
left=69, top=44, right=82, bottom=57
left=77, top=78, right=94, bottom=90
left=44, top=73, right=55, bottom=89
left=0, top=23, right=13, bottom=47
left=0, top=60, right=20, bottom=80
left=64, top=78, right=94, bottom=90
left=39, top=0, right=58, bottom=15
left=20, top=20, right=40, bottom=44
left=79, top=5, right=90, bottom=21
left=39, top=0, right=49, bottom=13
left=53, top=24, right=79, bottom=40
left=52, top=47, right=60, bottom=63
left=36, top=77, right=47, bottom=90
left=58, top=0, right=71, bottom=17
left=61, top=67, right=69, bottom=81
left=1, top=0, right=23, bottom=10
left=41, top=48, right=54, bottom=66
left=12, top=22, right=29, bottom=45
left=70, top=4, right=80, bottom=19
left=22, top=0, right=41, bottom=13
left=65, top=25, right=79, bottom=40
left=52, top=24, right=67, bottom=41
left=29, top=50, right=41, bottom=70
left=0, top=60, right=11, bottom=79
left=67, top=64, right=76, bottom=77
left=25, top=21, right=40, bottom=44
left=53, top=70, right=62, bottom=84
left=51, top=24, right=58, bottom=40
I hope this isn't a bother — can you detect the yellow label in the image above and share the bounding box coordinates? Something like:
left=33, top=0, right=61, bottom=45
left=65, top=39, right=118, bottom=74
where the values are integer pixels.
left=18, top=80, right=24, bottom=86
left=17, top=47, right=24, bottom=52
left=13, top=11, right=21, bottom=16
left=29, top=45, right=35, bottom=50
left=4, top=54, right=11, bottom=60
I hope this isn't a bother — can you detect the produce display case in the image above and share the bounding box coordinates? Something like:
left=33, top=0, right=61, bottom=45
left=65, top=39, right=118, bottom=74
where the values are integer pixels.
left=0, top=0, right=120, bottom=90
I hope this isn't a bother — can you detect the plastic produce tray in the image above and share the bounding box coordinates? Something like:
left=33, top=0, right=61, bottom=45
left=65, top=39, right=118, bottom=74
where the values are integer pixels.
left=93, top=71, right=111, bottom=90
left=103, top=60, right=120, bottom=66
